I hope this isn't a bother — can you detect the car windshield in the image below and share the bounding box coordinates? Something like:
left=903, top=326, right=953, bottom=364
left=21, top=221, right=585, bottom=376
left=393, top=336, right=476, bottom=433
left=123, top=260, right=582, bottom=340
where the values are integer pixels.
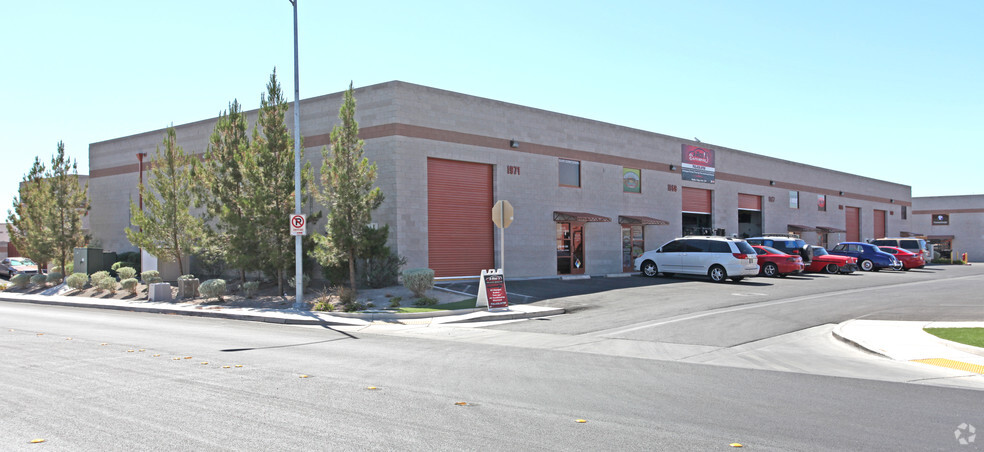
left=759, top=246, right=786, bottom=255
left=813, top=247, right=829, bottom=256
left=9, top=258, right=36, bottom=266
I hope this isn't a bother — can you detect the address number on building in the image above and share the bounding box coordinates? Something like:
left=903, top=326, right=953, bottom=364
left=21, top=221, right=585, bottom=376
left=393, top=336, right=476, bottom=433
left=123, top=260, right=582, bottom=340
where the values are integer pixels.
left=290, top=214, right=306, bottom=236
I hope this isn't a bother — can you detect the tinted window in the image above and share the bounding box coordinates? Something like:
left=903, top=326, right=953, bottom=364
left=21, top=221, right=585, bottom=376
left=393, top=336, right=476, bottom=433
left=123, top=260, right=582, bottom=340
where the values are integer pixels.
left=813, top=247, right=828, bottom=256
left=685, top=240, right=709, bottom=252
left=754, top=247, right=767, bottom=255
left=900, top=240, right=919, bottom=249
left=708, top=241, right=732, bottom=253
left=880, top=247, right=897, bottom=254
left=735, top=241, right=755, bottom=255
left=871, top=239, right=893, bottom=246
left=832, top=244, right=847, bottom=252
left=661, top=240, right=686, bottom=253
left=559, top=159, right=580, bottom=187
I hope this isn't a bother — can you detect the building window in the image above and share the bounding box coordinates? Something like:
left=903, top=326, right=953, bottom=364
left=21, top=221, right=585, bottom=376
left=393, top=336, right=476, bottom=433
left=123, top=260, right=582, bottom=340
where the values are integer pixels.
left=789, top=191, right=799, bottom=209
left=902, top=205, right=907, bottom=220
left=817, top=194, right=826, bottom=212
left=559, top=159, right=580, bottom=187
left=622, top=168, right=641, bottom=193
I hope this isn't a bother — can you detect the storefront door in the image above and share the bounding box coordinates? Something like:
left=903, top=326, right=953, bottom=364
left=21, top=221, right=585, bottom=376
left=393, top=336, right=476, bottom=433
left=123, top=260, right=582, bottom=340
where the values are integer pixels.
left=622, top=225, right=644, bottom=272
left=557, top=222, right=586, bottom=275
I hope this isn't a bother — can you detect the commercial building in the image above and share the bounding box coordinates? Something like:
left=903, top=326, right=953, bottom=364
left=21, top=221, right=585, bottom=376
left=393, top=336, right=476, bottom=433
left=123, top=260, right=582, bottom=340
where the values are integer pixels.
left=912, top=195, right=984, bottom=261
left=88, top=81, right=915, bottom=279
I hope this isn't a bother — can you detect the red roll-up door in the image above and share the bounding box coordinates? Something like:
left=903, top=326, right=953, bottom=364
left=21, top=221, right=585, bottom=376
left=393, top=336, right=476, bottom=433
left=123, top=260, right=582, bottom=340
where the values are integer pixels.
left=682, top=187, right=712, bottom=213
left=873, top=209, right=886, bottom=239
left=427, top=158, right=494, bottom=277
left=738, top=193, right=762, bottom=211
left=845, top=206, right=861, bottom=242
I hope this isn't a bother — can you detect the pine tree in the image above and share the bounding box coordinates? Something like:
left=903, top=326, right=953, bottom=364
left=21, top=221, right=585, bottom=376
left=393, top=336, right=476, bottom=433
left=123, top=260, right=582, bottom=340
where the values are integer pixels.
left=126, top=127, right=204, bottom=276
left=312, top=83, right=384, bottom=292
left=7, top=142, right=90, bottom=273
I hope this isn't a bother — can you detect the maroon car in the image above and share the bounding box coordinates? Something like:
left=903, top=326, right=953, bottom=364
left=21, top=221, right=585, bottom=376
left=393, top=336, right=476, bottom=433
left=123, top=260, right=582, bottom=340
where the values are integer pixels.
left=751, top=246, right=804, bottom=277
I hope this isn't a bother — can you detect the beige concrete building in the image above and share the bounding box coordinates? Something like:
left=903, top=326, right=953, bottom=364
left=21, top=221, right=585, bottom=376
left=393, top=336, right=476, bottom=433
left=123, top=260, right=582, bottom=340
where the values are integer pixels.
left=88, top=81, right=915, bottom=279
left=912, top=195, right=984, bottom=261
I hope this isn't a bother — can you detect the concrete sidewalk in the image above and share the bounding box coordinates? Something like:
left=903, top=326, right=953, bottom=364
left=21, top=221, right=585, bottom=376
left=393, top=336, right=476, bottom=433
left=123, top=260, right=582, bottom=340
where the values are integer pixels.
left=0, top=290, right=564, bottom=326
left=834, top=319, right=984, bottom=373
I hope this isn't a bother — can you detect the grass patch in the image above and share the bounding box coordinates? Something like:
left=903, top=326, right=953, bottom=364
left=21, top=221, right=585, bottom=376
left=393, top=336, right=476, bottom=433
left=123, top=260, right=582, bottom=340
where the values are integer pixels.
left=924, top=328, right=984, bottom=348
left=395, top=298, right=477, bottom=313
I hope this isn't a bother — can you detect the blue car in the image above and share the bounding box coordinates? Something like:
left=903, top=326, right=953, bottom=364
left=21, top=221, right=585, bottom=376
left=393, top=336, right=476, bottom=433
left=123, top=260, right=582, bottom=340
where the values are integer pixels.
left=829, top=242, right=902, bottom=271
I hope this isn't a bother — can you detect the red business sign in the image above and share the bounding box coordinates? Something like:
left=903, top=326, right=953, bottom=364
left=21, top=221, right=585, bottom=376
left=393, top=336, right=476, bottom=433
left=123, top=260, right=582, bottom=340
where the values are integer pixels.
left=681, top=144, right=716, bottom=184
left=483, top=273, right=509, bottom=310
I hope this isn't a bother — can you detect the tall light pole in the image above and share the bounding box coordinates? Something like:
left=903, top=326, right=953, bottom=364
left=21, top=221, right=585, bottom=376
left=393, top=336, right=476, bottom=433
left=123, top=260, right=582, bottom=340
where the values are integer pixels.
left=290, top=0, right=303, bottom=309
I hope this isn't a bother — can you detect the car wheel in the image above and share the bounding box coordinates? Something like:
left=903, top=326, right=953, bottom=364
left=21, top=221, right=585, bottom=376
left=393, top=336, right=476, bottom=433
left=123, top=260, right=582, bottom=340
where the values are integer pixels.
left=824, top=263, right=839, bottom=274
left=708, top=265, right=727, bottom=283
left=763, top=262, right=779, bottom=277
left=641, top=261, right=658, bottom=277
left=860, top=259, right=874, bottom=271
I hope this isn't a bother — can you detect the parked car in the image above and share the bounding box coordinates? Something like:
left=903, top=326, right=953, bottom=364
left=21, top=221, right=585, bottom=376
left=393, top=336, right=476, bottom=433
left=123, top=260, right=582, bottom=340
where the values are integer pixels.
left=829, top=242, right=902, bottom=271
left=806, top=246, right=859, bottom=274
left=877, top=246, right=926, bottom=270
left=634, top=236, right=759, bottom=283
left=0, top=257, right=40, bottom=279
left=751, top=245, right=804, bottom=277
left=870, top=237, right=931, bottom=262
left=745, top=235, right=814, bottom=265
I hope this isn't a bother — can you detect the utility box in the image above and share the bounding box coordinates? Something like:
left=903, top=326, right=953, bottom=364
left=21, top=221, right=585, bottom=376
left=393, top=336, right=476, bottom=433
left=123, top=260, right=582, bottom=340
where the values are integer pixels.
left=73, top=247, right=103, bottom=275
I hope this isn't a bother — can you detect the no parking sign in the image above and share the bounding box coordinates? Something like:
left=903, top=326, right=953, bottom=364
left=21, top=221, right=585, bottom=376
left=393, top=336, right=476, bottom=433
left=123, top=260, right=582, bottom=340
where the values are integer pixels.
left=289, top=214, right=306, bottom=236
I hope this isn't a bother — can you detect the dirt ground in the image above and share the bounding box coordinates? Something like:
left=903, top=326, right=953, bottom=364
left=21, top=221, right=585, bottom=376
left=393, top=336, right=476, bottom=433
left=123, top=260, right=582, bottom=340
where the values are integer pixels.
left=8, top=279, right=469, bottom=311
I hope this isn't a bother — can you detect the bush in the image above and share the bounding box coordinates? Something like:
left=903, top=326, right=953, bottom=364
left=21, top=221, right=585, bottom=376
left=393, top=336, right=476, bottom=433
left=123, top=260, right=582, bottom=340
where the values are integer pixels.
left=117, top=267, right=137, bottom=280
left=388, top=296, right=403, bottom=309
left=288, top=274, right=310, bottom=290
left=0, top=282, right=8, bottom=291
left=242, top=281, right=259, bottom=298
left=363, top=251, right=407, bottom=289
left=66, top=273, right=88, bottom=291
left=141, top=270, right=163, bottom=285
left=120, top=278, right=139, bottom=295
left=117, top=251, right=141, bottom=274
left=402, top=268, right=434, bottom=297
left=65, top=263, right=74, bottom=274
left=97, top=277, right=117, bottom=294
left=178, top=274, right=195, bottom=280
left=49, top=266, right=63, bottom=275
left=30, top=274, right=47, bottom=287
left=111, top=261, right=125, bottom=272
left=199, top=279, right=227, bottom=301
left=312, top=300, right=335, bottom=311
left=46, top=272, right=64, bottom=285
left=412, top=296, right=439, bottom=307
left=10, top=274, right=31, bottom=289
left=90, top=271, right=111, bottom=287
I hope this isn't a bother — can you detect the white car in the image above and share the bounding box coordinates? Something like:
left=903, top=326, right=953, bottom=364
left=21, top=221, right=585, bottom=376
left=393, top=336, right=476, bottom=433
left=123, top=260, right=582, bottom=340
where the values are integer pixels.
left=634, top=236, right=759, bottom=283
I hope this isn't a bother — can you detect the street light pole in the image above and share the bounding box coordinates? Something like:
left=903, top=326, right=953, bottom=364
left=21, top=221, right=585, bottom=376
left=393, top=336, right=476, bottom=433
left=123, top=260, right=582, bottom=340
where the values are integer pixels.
left=290, top=0, right=303, bottom=309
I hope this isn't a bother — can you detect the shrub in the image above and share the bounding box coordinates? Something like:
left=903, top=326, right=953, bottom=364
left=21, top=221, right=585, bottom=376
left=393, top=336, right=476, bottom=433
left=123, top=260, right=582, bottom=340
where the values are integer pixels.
left=178, top=274, right=196, bottom=280
left=10, top=274, right=31, bottom=289
left=141, top=270, right=163, bottom=285
left=46, top=272, right=64, bottom=285
left=111, top=261, right=125, bottom=272
left=0, top=282, right=8, bottom=291
left=312, top=300, right=335, bottom=311
left=199, top=279, right=227, bottom=301
left=412, top=296, right=439, bottom=307
left=49, top=266, right=63, bottom=275
left=66, top=273, right=88, bottom=291
left=242, top=281, right=260, bottom=298
left=97, top=277, right=117, bottom=294
left=402, top=268, right=434, bottom=297
left=288, top=274, right=310, bottom=290
left=30, top=274, right=47, bottom=287
left=90, top=271, right=111, bottom=287
left=117, top=267, right=137, bottom=280
left=363, top=251, right=407, bottom=289
left=65, top=263, right=74, bottom=274
left=120, top=278, right=139, bottom=295
left=388, top=296, right=403, bottom=309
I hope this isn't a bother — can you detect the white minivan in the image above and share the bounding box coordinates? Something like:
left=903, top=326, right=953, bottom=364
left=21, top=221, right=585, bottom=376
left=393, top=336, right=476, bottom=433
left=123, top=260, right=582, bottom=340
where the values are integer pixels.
left=634, top=236, right=759, bottom=283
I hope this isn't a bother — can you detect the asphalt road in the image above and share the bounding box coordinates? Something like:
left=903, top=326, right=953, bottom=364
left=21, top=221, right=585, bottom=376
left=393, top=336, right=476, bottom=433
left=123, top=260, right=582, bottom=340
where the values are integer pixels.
left=3, top=262, right=984, bottom=452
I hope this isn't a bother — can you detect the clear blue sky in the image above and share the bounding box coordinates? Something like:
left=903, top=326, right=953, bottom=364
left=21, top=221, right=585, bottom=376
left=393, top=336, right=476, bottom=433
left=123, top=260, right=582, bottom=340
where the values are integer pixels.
left=2, top=1, right=982, bottom=215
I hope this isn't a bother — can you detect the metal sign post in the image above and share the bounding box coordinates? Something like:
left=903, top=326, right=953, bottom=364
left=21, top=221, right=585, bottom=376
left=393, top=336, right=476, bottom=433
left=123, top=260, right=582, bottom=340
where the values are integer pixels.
left=491, top=200, right=514, bottom=273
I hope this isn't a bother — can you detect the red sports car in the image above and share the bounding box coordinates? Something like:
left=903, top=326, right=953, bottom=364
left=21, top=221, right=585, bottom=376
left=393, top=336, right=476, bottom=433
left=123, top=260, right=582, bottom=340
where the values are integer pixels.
left=751, top=245, right=804, bottom=277
left=878, top=246, right=925, bottom=270
left=806, top=246, right=859, bottom=274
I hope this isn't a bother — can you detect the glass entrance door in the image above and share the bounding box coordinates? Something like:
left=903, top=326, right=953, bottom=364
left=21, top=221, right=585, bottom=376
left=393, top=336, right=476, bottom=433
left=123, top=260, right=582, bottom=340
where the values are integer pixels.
left=557, top=222, right=585, bottom=274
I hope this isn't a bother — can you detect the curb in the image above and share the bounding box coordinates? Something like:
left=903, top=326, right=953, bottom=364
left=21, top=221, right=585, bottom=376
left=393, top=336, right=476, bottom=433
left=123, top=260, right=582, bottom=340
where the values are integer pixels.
left=831, top=321, right=892, bottom=359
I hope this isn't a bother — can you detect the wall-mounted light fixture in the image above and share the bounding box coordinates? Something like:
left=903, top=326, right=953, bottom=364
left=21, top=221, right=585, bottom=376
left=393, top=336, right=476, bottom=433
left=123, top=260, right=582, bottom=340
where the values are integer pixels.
left=769, top=180, right=776, bottom=186
left=669, top=164, right=676, bottom=171
left=889, top=199, right=894, bottom=203
left=509, top=140, right=519, bottom=148
left=839, top=191, right=844, bottom=196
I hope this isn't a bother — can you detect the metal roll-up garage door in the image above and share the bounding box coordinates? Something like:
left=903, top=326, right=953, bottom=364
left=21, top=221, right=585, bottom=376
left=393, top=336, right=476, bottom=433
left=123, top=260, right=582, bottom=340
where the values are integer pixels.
left=738, top=193, right=762, bottom=211
left=845, top=206, right=861, bottom=242
left=873, top=209, right=886, bottom=239
left=682, top=187, right=712, bottom=213
left=427, top=158, right=494, bottom=277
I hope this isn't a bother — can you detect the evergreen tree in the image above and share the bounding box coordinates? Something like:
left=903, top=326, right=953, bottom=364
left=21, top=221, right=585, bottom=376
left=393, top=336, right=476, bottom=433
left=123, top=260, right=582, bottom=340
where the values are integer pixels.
left=7, top=142, right=90, bottom=273
left=312, top=83, right=384, bottom=292
left=248, top=69, right=318, bottom=294
left=126, top=127, right=204, bottom=276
